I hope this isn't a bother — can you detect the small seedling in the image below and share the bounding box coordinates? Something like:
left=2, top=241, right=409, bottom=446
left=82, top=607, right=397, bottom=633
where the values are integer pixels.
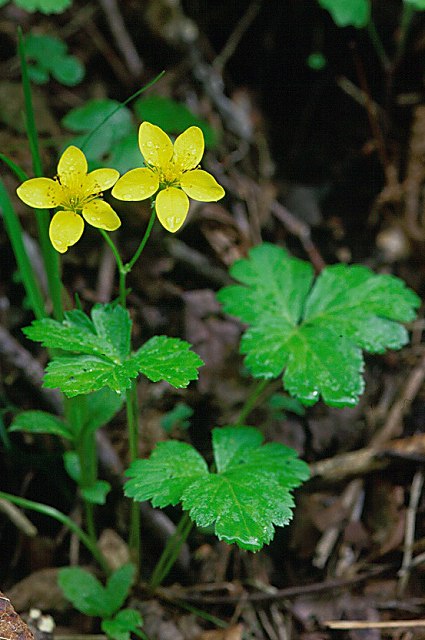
left=58, top=564, right=144, bottom=640
left=25, top=34, right=84, bottom=86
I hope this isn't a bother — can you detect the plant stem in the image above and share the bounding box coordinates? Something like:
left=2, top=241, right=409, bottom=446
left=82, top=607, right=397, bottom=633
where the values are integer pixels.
left=393, top=2, right=416, bottom=69
left=17, top=28, right=63, bottom=320
left=236, top=378, right=269, bottom=425
left=0, top=491, right=110, bottom=574
left=81, top=71, right=165, bottom=153
left=126, top=385, right=141, bottom=567
left=126, top=207, right=156, bottom=272
left=0, top=179, right=46, bottom=320
left=150, top=511, right=193, bottom=591
left=366, top=18, right=390, bottom=72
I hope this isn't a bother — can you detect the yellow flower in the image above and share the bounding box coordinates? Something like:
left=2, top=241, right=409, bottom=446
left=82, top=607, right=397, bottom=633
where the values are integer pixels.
left=16, top=146, right=120, bottom=253
left=111, top=122, right=225, bottom=233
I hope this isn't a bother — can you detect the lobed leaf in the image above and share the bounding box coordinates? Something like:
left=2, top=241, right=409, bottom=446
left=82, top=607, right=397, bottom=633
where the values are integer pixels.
left=131, top=335, right=204, bottom=388
left=125, top=426, right=309, bottom=551
left=217, top=243, right=420, bottom=407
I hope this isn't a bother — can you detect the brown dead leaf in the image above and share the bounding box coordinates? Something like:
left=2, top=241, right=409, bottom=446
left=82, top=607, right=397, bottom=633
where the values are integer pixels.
left=6, top=568, right=70, bottom=612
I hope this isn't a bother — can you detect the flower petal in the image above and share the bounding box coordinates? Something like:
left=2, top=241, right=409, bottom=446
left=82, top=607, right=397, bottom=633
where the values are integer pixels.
left=173, top=126, right=204, bottom=171
left=82, top=199, right=121, bottom=230
left=17, top=177, right=62, bottom=208
left=86, top=168, right=120, bottom=193
left=111, top=168, right=159, bottom=201
left=180, top=169, right=225, bottom=202
left=58, top=146, right=88, bottom=186
left=155, top=187, right=189, bottom=233
left=49, top=210, right=84, bottom=253
left=138, top=122, right=173, bottom=168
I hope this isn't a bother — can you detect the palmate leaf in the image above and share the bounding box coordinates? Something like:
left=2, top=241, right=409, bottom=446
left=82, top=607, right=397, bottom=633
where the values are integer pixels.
left=25, top=304, right=203, bottom=397
left=217, top=243, right=420, bottom=407
left=125, top=426, right=309, bottom=551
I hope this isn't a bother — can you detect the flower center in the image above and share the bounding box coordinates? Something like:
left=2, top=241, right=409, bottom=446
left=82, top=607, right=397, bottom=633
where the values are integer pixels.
left=55, top=174, right=102, bottom=214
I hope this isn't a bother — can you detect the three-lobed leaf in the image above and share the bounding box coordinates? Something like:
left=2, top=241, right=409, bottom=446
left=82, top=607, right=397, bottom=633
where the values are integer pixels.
left=217, top=243, right=420, bottom=407
left=125, top=426, right=309, bottom=551
left=25, top=34, right=84, bottom=86
left=25, top=304, right=203, bottom=397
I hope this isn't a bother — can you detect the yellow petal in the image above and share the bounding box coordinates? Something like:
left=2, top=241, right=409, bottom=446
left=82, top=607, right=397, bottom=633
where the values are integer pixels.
left=17, top=177, right=62, bottom=208
left=86, top=168, right=120, bottom=193
left=173, top=126, right=204, bottom=171
left=58, top=146, right=88, bottom=186
left=138, top=122, right=173, bottom=168
left=82, top=199, right=121, bottom=230
left=49, top=210, right=84, bottom=253
left=111, top=168, right=159, bottom=201
left=180, top=169, right=225, bottom=202
left=155, top=187, right=189, bottom=233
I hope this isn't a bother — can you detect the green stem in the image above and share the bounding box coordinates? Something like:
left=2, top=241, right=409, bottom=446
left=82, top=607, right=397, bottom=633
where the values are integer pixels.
left=150, top=511, right=193, bottom=591
left=126, top=207, right=156, bottom=272
left=236, top=378, right=269, bottom=426
left=393, top=2, right=416, bottom=69
left=98, top=230, right=127, bottom=306
left=0, top=491, right=110, bottom=574
left=0, top=154, right=29, bottom=182
left=17, top=28, right=63, bottom=321
left=366, top=18, right=390, bottom=72
left=0, top=179, right=46, bottom=319
left=81, top=71, right=165, bottom=153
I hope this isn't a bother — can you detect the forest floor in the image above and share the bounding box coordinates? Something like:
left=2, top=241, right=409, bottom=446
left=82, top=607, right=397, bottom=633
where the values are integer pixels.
left=1, top=1, right=425, bottom=639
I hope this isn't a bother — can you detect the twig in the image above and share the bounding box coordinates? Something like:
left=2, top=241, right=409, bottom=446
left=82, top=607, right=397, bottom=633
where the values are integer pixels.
left=160, top=566, right=387, bottom=605
left=398, top=470, right=424, bottom=595
left=213, top=0, right=262, bottom=73
left=98, top=0, right=143, bottom=78
left=325, top=620, right=425, bottom=629
left=96, top=243, right=117, bottom=303
left=372, top=349, right=425, bottom=447
left=208, top=160, right=326, bottom=272
left=0, top=498, right=37, bottom=536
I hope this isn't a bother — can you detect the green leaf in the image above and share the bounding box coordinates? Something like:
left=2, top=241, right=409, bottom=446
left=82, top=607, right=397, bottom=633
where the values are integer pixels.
left=24, top=305, right=130, bottom=360
left=104, top=564, right=135, bottom=613
left=130, top=336, right=204, bottom=388
left=59, top=564, right=135, bottom=619
left=404, top=0, right=425, bottom=8
left=26, top=305, right=202, bottom=397
left=217, top=243, right=420, bottom=407
left=63, top=451, right=80, bottom=482
left=52, top=56, right=85, bottom=86
left=307, top=52, right=327, bottom=70
left=125, top=441, right=208, bottom=507
left=80, top=387, right=124, bottom=437
left=14, top=0, right=71, bottom=12
left=62, top=99, right=134, bottom=161
left=43, top=354, right=127, bottom=397
left=318, top=0, right=370, bottom=27
left=134, top=95, right=218, bottom=147
left=81, top=480, right=111, bottom=505
left=125, top=426, right=309, bottom=551
left=101, top=609, right=143, bottom=640
left=161, top=402, right=193, bottom=433
left=59, top=567, right=112, bottom=618
left=106, top=132, right=142, bottom=173
left=9, top=410, right=72, bottom=439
